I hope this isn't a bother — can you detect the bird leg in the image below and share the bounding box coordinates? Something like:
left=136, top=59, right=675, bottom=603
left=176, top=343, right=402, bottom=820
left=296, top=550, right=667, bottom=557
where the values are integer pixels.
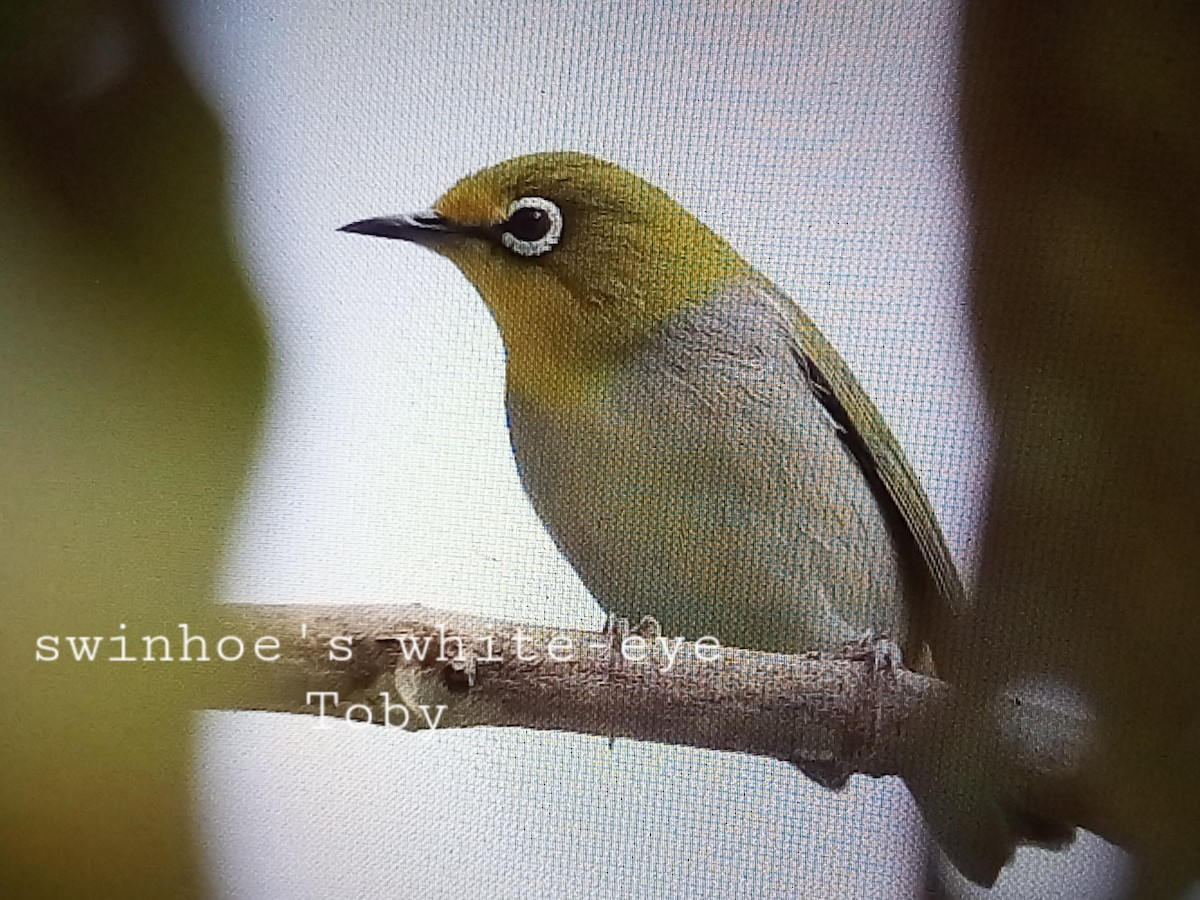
left=845, top=629, right=905, bottom=677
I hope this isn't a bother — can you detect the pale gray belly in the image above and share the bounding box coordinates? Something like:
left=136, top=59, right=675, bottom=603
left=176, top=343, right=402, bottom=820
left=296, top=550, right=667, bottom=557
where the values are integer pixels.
left=507, top=286, right=905, bottom=654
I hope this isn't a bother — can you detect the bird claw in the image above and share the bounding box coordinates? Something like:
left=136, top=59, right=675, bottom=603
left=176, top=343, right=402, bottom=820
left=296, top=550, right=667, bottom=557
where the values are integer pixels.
left=844, top=630, right=904, bottom=676
left=630, top=615, right=661, bottom=642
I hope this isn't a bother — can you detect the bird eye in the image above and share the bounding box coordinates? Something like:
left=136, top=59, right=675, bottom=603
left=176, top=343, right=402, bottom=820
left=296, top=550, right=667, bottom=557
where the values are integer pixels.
left=506, top=206, right=550, bottom=242
left=500, top=196, right=562, bottom=257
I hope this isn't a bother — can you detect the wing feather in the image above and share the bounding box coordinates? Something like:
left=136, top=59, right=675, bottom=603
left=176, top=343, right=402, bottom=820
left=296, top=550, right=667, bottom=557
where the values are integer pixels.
left=757, top=277, right=969, bottom=659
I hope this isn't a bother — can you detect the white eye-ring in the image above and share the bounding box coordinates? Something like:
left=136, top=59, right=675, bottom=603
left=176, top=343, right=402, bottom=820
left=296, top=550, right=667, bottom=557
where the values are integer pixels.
left=500, top=196, right=562, bottom=257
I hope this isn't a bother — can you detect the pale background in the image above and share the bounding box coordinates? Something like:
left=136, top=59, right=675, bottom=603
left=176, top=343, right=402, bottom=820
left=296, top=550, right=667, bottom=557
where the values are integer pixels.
left=171, top=2, right=1126, bottom=897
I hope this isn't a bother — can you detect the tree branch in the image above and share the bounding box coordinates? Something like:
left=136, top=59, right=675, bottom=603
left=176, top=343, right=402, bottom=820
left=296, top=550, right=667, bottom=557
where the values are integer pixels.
left=214, top=603, right=948, bottom=780
left=210, top=601, right=1113, bottom=881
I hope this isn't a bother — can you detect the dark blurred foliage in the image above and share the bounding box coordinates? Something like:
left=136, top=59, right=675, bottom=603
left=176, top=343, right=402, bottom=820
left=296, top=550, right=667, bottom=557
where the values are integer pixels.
left=955, top=3, right=1200, bottom=897
left=0, top=1, right=268, bottom=896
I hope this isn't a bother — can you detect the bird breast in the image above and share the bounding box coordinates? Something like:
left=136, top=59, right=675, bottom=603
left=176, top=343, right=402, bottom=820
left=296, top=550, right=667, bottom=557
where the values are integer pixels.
left=506, top=276, right=906, bottom=654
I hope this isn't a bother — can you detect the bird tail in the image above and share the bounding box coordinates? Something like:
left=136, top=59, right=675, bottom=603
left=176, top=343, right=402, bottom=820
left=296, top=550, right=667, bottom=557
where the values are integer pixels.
left=900, top=702, right=1078, bottom=887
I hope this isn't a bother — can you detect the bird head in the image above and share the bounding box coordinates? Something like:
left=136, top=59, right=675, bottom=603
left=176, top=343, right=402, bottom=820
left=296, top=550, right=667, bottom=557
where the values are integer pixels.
left=340, top=152, right=750, bottom=406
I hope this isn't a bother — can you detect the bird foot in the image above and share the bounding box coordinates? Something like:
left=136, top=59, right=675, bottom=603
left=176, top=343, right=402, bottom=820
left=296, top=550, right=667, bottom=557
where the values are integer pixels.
left=629, top=615, right=661, bottom=642
left=843, top=630, right=904, bottom=676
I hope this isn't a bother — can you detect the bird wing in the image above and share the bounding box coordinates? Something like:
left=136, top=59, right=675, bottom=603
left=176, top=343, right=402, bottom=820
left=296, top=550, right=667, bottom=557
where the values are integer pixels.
left=759, top=277, right=969, bottom=658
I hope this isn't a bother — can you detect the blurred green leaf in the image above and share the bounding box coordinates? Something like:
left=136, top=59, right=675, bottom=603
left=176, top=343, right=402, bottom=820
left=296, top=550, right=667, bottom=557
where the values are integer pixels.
left=957, top=3, right=1200, bottom=895
left=1, top=2, right=268, bottom=897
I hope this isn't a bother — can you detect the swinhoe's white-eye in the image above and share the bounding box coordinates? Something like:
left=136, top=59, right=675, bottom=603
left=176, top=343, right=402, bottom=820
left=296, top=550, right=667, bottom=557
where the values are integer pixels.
left=341, top=151, right=1068, bottom=885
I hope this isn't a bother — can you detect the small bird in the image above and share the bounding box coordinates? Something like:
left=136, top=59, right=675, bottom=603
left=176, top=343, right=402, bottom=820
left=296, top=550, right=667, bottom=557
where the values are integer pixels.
left=340, top=151, right=1044, bottom=884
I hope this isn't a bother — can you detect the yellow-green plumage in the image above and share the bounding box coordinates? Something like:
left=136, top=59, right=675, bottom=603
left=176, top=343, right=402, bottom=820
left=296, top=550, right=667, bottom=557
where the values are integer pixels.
left=341, top=151, right=1022, bottom=885
left=424, top=150, right=964, bottom=662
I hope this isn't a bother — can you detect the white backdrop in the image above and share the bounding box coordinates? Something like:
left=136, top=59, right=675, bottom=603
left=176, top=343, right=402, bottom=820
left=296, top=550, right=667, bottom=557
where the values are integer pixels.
left=172, top=2, right=1122, bottom=897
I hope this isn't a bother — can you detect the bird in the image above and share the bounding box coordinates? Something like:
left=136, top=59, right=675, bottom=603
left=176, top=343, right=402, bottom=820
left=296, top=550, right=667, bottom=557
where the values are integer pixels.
left=339, top=151, right=1062, bottom=885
